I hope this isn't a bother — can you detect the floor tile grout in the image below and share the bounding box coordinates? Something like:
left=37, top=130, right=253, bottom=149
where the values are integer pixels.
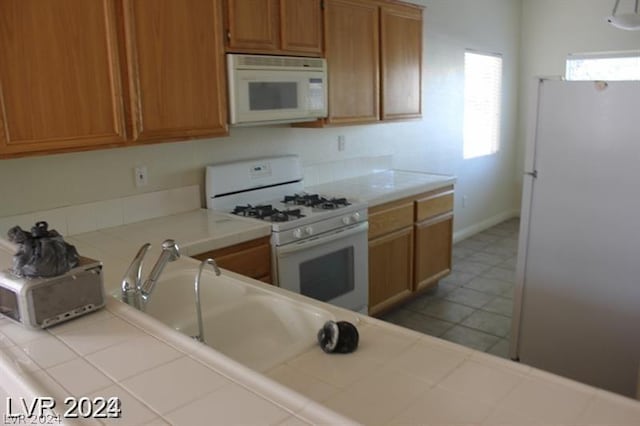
left=380, top=218, right=520, bottom=358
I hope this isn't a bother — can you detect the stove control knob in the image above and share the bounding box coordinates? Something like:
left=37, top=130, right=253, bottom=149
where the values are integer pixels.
left=305, top=226, right=314, bottom=236
left=342, top=216, right=351, bottom=225
left=293, top=228, right=303, bottom=239
left=351, top=212, right=361, bottom=222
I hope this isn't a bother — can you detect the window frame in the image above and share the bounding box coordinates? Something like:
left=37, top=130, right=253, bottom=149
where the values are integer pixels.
left=463, top=49, right=504, bottom=160
left=565, top=50, right=640, bottom=81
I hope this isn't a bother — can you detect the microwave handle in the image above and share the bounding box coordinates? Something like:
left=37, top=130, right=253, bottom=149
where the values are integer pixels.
left=277, top=222, right=368, bottom=257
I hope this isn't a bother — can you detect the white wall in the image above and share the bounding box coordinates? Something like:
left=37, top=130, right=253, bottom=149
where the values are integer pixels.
left=516, top=0, right=640, bottom=195
left=0, top=0, right=523, bottom=237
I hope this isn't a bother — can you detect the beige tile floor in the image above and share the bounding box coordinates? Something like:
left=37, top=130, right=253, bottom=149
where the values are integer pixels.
left=381, top=218, right=519, bottom=358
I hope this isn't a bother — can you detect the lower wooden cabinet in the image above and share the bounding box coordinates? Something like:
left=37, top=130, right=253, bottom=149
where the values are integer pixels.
left=192, top=236, right=272, bottom=283
left=368, top=226, right=414, bottom=314
left=368, top=185, right=454, bottom=316
left=414, top=212, right=453, bottom=291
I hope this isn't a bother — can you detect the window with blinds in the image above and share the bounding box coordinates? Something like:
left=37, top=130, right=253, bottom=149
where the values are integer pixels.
left=566, top=51, right=640, bottom=81
left=463, top=50, right=503, bottom=159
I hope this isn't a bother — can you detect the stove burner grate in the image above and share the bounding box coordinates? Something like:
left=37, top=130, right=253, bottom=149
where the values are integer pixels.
left=232, top=204, right=304, bottom=222
left=282, top=194, right=350, bottom=209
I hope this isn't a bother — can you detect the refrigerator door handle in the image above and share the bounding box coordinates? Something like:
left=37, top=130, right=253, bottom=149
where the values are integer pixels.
left=524, top=170, right=538, bottom=178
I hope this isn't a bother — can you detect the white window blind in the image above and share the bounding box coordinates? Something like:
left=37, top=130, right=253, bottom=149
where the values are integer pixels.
left=566, top=51, right=640, bottom=81
left=463, top=51, right=503, bottom=159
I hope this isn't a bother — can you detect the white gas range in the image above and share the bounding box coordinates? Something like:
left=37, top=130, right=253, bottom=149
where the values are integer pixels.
left=206, top=156, right=369, bottom=314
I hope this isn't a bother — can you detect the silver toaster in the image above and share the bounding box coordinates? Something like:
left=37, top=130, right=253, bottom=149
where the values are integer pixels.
left=0, top=257, right=105, bottom=329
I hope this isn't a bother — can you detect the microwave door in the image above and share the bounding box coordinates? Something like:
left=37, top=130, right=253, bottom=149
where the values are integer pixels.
left=232, top=71, right=320, bottom=125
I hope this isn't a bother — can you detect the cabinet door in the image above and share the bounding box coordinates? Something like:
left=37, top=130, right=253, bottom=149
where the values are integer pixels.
left=368, top=226, right=414, bottom=316
left=414, top=213, right=453, bottom=291
left=280, top=0, right=323, bottom=55
left=226, top=0, right=280, bottom=52
left=123, top=0, right=228, bottom=142
left=192, top=237, right=272, bottom=283
left=324, top=0, right=379, bottom=124
left=0, top=0, right=126, bottom=157
left=380, top=4, right=422, bottom=120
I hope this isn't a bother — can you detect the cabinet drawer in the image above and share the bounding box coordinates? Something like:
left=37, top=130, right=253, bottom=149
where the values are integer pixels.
left=415, top=189, right=454, bottom=222
left=368, top=201, right=413, bottom=239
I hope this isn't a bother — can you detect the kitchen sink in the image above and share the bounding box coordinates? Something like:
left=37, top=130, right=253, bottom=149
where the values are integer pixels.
left=141, top=266, right=337, bottom=371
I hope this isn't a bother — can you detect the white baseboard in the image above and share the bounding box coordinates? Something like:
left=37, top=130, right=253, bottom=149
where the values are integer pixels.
left=453, top=209, right=520, bottom=244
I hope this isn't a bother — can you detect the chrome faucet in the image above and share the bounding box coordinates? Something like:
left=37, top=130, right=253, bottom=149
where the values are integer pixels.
left=121, top=243, right=151, bottom=309
left=121, top=239, right=181, bottom=309
left=140, top=239, right=181, bottom=302
left=192, top=258, right=221, bottom=343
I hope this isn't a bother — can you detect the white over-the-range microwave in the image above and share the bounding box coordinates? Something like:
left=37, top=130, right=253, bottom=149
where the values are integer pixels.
left=227, top=53, right=328, bottom=126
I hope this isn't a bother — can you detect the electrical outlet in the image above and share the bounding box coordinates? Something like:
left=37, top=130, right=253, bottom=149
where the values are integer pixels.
left=337, top=135, right=346, bottom=152
left=134, top=166, right=148, bottom=187
left=462, top=195, right=468, bottom=208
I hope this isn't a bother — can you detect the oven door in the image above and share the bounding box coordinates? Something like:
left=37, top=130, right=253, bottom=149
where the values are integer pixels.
left=275, top=222, right=368, bottom=314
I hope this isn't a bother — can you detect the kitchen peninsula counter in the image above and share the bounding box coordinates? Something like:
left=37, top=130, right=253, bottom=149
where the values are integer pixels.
left=1, top=209, right=640, bottom=425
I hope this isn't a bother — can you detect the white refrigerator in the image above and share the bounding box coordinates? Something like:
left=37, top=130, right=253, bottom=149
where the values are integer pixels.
left=511, top=79, right=640, bottom=397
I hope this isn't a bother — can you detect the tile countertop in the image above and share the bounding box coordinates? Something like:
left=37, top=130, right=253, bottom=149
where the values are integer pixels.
left=1, top=208, right=640, bottom=425
left=307, top=170, right=457, bottom=207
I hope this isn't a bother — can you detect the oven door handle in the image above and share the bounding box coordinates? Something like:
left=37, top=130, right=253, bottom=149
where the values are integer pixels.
left=277, top=222, right=368, bottom=256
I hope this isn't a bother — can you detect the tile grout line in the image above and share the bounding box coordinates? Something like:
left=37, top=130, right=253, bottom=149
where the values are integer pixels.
left=381, top=219, right=520, bottom=358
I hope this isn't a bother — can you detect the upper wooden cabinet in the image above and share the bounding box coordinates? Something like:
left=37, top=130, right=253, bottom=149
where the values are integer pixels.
left=324, top=0, right=379, bottom=124
left=323, top=0, right=422, bottom=125
left=380, top=3, right=422, bottom=120
left=0, top=0, right=228, bottom=158
left=0, top=0, right=127, bottom=157
left=122, top=0, right=228, bottom=142
left=224, top=0, right=323, bottom=56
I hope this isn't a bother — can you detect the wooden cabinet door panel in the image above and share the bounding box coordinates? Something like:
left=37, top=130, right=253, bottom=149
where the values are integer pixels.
left=369, top=226, right=413, bottom=315
left=192, top=237, right=271, bottom=281
left=414, top=213, right=453, bottom=291
left=226, top=0, right=280, bottom=51
left=281, top=0, right=323, bottom=54
left=325, top=0, right=379, bottom=124
left=124, top=0, right=228, bottom=141
left=380, top=4, right=422, bottom=120
left=0, top=0, right=126, bottom=156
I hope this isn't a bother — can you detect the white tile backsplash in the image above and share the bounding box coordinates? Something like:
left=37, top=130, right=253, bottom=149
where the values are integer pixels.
left=303, top=155, right=392, bottom=186
left=33, top=208, right=68, bottom=236
left=66, top=202, right=99, bottom=235
left=0, top=213, right=36, bottom=238
left=93, top=198, right=125, bottom=230
left=0, top=185, right=201, bottom=238
left=168, top=185, right=201, bottom=214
